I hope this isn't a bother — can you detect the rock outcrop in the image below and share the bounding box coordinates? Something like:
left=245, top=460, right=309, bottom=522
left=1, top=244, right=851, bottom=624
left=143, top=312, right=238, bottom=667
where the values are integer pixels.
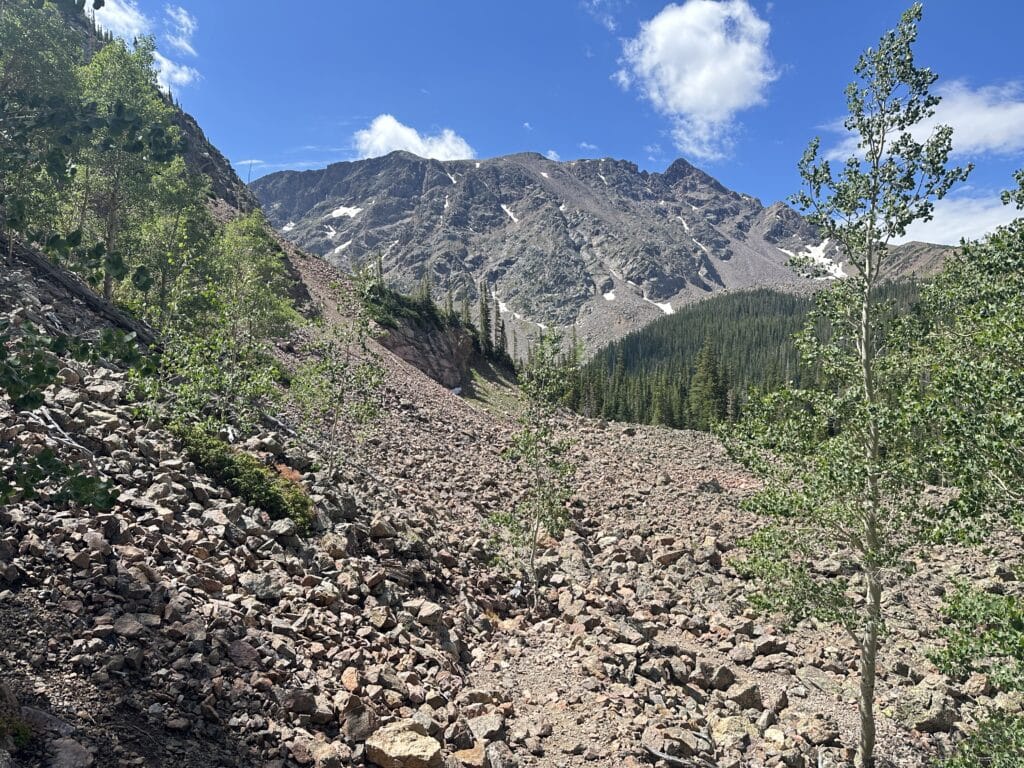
left=377, top=319, right=475, bottom=390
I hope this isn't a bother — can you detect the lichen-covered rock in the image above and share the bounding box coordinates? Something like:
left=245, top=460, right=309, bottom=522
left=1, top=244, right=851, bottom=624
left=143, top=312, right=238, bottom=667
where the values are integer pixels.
left=364, top=720, right=442, bottom=768
left=898, top=681, right=958, bottom=733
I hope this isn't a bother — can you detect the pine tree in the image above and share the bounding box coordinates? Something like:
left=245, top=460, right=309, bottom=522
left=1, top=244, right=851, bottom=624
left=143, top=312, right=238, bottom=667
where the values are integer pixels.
left=416, top=271, right=433, bottom=303
left=688, top=341, right=723, bottom=431
left=460, top=289, right=472, bottom=328
left=444, top=281, right=454, bottom=319
left=478, top=280, right=493, bottom=356
left=492, top=295, right=506, bottom=356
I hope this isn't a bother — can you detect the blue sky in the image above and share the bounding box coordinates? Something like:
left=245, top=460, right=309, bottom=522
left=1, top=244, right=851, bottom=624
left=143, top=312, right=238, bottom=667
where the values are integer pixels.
left=95, top=1, right=1024, bottom=244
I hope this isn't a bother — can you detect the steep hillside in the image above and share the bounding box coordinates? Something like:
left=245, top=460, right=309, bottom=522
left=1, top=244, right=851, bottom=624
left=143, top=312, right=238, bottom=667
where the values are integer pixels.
left=3, top=240, right=1017, bottom=768
left=171, top=108, right=258, bottom=214
left=251, top=152, right=837, bottom=351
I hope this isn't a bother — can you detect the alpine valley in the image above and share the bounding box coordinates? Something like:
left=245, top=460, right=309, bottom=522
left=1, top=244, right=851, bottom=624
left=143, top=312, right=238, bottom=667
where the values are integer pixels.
left=2, top=3, right=1021, bottom=768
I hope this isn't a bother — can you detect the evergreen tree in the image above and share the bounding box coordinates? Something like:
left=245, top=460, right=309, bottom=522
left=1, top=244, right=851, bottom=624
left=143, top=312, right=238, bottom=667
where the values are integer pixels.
left=688, top=341, right=724, bottom=430
left=574, top=284, right=918, bottom=431
left=477, top=280, right=493, bottom=356
left=415, top=270, right=433, bottom=302
left=460, top=289, right=472, bottom=328
left=444, top=281, right=454, bottom=319
left=492, top=294, right=506, bottom=356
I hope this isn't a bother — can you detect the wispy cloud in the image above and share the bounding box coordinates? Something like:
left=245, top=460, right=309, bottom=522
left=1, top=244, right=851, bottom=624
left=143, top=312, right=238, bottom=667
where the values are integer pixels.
left=288, top=144, right=353, bottom=154
left=236, top=157, right=356, bottom=179
left=164, top=5, right=198, bottom=56
left=581, top=0, right=626, bottom=32
left=579, top=141, right=599, bottom=151
left=523, top=121, right=534, bottom=131
left=644, top=142, right=664, bottom=161
left=354, top=114, right=475, bottom=161
left=616, top=0, right=777, bottom=161
left=545, top=149, right=561, bottom=161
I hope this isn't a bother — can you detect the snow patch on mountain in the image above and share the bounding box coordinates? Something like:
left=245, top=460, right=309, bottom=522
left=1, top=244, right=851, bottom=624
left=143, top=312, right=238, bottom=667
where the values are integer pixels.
left=645, top=297, right=674, bottom=315
left=327, top=205, right=363, bottom=219
left=778, top=239, right=844, bottom=279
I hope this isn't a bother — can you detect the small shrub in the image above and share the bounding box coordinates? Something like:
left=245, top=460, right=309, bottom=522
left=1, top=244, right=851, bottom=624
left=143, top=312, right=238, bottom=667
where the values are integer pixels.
left=176, top=426, right=313, bottom=531
left=359, top=280, right=448, bottom=331
left=0, top=715, right=32, bottom=749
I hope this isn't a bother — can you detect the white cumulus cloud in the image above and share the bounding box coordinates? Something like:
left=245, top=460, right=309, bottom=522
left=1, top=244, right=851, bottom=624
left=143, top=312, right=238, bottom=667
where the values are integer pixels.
left=94, top=0, right=151, bottom=39
left=545, top=149, right=561, bottom=161
left=826, top=80, right=1024, bottom=161
left=617, top=0, right=777, bottom=161
left=897, top=192, right=1020, bottom=245
left=354, top=115, right=476, bottom=161
left=165, top=5, right=198, bottom=56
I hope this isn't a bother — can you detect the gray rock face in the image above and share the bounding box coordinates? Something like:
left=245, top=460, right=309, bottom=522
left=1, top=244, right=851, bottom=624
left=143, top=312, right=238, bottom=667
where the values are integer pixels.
left=251, top=151, right=830, bottom=351
left=378, top=319, right=474, bottom=389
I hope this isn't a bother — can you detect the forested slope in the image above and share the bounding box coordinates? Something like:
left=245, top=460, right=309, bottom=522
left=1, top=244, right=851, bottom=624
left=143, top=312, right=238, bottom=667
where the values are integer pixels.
left=573, top=282, right=919, bottom=430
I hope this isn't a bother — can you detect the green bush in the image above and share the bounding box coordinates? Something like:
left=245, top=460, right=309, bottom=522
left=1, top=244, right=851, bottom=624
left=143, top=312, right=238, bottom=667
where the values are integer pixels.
left=359, top=280, right=448, bottom=331
left=0, top=715, right=32, bottom=749
left=943, top=714, right=1024, bottom=768
left=176, top=426, right=313, bottom=531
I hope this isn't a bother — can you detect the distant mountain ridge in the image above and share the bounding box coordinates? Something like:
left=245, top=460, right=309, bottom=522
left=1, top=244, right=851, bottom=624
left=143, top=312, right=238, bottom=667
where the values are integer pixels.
left=251, top=151, right=945, bottom=350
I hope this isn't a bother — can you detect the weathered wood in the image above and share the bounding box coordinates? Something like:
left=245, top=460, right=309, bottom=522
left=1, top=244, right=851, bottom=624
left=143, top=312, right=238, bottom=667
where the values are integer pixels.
left=4, top=234, right=158, bottom=348
left=642, top=745, right=717, bottom=768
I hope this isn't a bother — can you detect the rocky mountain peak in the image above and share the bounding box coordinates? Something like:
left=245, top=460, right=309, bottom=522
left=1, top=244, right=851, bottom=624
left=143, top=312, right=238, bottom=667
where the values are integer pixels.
left=252, top=152, right=837, bottom=351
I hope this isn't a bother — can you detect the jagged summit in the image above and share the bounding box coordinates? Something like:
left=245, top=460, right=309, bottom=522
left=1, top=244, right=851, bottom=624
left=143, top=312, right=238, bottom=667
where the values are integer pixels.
left=251, top=152, right=830, bottom=351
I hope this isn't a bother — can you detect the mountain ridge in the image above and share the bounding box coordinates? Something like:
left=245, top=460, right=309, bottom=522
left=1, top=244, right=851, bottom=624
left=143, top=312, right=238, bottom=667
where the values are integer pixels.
left=251, top=151, right=836, bottom=351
